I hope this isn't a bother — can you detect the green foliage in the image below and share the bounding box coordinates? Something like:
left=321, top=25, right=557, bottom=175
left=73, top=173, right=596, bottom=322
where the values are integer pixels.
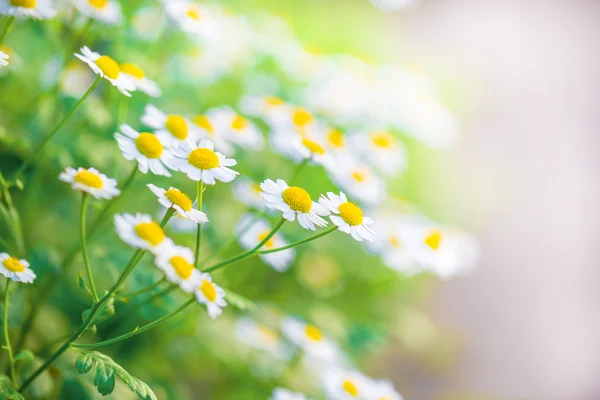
left=81, top=293, right=115, bottom=329
left=14, top=349, right=35, bottom=365
left=225, top=290, right=256, bottom=311
left=0, top=375, right=24, bottom=400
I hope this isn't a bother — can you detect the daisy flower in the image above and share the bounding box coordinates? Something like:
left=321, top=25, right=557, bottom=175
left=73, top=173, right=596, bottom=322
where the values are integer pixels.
left=236, top=214, right=294, bottom=272
left=269, top=387, right=309, bottom=400
left=0, top=0, right=56, bottom=19
left=59, top=167, right=120, bottom=200
left=0, top=253, right=36, bottom=283
left=120, top=63, right=161, bottom=97
left=74, top=0, right=122, bottom=25
left=58, top=60, right=95, bottom=98
left=0, top=50, right=8, bottom=67
left=319, top=192, right=375, bottom=242
left=131, top=6, right=166, bottom=42
left=260, top=179, right=329, bottom=231
left=141, top=104, right=196, bottom=146
left=211, top=106, right=264, bottom=151
left=322, top=368, right=372, bottom=400
left=194, top=272, right=227, bottom=319
left=114, top=124, right=176, bottom=177
left=192, top=112, right=233, bottom=155
left=163, top=0, right=216, bottom=39
left=114, top=213, right=173, bottom=254
left=236, top=318, right=290, bottom=360
left=172, top=139, right=238, bottom=185
left=329, top=159, right=386, bottom=206
left=368, top=379, right=404, bottom=400
left=147, top=184, right=207, bottom=225
left=239, top=95, right=289, bottom=125
left=367, top=215, right=422, bottom=275
left=349, top=130, right=407, bottom=176
left=232, top=177, right=266, bottom=210
left=281, top=317, right=340, bottom=363
left=75, top=46, right=135, bottom=96
left=154, top=244, right=200, bottom=292
left=294, top=133, right=333, bottom=168
left=323, top=127, right=350, bottom=155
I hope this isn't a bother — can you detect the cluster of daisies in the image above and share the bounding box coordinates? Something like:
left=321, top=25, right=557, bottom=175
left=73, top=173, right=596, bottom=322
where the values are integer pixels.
left=237, top=317, right=404, bottom=400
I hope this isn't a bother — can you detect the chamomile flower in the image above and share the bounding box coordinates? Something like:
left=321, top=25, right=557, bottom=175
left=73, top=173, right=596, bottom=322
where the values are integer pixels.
left=369, top=379, right=404, bottom=400
left=59, top=60, right=95, bottom=98
left=323, top=127, right=350, bottom=155
left=132, top=6, right=166, bottom=42
left=281, top=317, right=339, bottom=363
left=329, top=159, right=385, bottom=206
left=349, top=130, right=407, bottom=176
left=0, top=50, right=8, bottom=67
left=120, top=63, right=161, bottom=97
left=154, top=245, right=200, bottom=292
left=319, top=192, right=375, bottom=242
left=172, top=139, right=239, bottom=185
left=194, top=273, right=227, bottom=319
left=269, top=387, right=309, bottom=400
left=75, top=46, right=135, bottom=96
left=294, top=134, right=333, bottom=168
left=232, top=177, right=266, bottom=210
left=0, top=253, right=36, bottom=283
left=114, top=124, right=176, bottom=177
left=114, top=213, right=173, bottom=254
left=0, top=0, right=56, bottom=19
left=236, top=214, right=294, bottom=272
left=141, top=104, right=196, bottom=146
left=260, top=179, right=329, bottom=231
left=211, top=106, right=264, bottom=151
left=322, top=368, right=371, bottom=400
left=192, top=112, right=234, bottom=155
left=59, top=167, right=120, bottom=200
left=147, top=184, right=207, bottom=225
left=163, top=0, right=216, bottom=39
left=367, top=216, right=422, bottom=274
left=74, top=0, right=122, bottom=25
left=237, top=318, right=290, bottom=360
left=239, top=95, right=289, bottom=125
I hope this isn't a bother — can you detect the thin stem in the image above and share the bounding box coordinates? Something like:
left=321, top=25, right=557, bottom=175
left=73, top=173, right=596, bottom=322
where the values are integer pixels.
left=290, top=159, right=308, bottom=184
left=195, top=180, right=204, bottom=267
left=80, top=193, right=98, bottom=302
left=3, top=280, right=15, bottom=384
left=0, top=17, right=16, bottom=47
left=258, top=226, right=338, bottom=254
left=203, top=218, right=286, bottom=273
left=160, top=207, right=176, bottom=228
left=72, top=297, right=195, bottom=349
left=116, top=277, right=166, bottom=301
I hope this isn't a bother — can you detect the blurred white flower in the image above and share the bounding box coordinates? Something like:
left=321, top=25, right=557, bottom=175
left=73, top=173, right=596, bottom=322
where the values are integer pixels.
left=237, top=318, right=291, bottom=360
left=75, top=46, right=135, bottom=96
left=0, top=0, right=55, bottom=19
left=141, top=104, right=197, bottom=147
left=131, top=6, right=166, bottom=42
left=269, top=387, right=309, bottom=400
left=281, top=317, right=340, bottom=364
left=73, top=0, right=121, bottom=25
left=120, top=63, right=161, bottom=98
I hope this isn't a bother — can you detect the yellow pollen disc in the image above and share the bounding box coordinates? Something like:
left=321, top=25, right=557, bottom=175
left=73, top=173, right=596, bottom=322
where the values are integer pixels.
left=193, top=115, right=214, bottom=135
left=9, top=0, right=36, bottom=8
left=292, top=108, right=313, bottom=127
left=166, top=115, right=188, bottom=140
left=200, top=279, right=217, bottom=302
left=134, top=222, right=165, bottom=246
left=327, top=129, right=345, bottom=148
left=95, top=55, right=121, bottom=80
left=120, top=63, right=145, bottom=79
left=188, top=148, right=219, bottom=170
left=250, top=182, right=262, bottom=194
left=282, top=187, right=312, bottom=213
left=186, top=6, right=202, bottom=21
left=388, top=235, right=401, bottom=248
left=352, top=170, right=366, bottom=183
left=257, top=230, right=275, bottom=249
left=231, top=115, right=248, bottom=131
left=74, top=170, right=103, bottom=189
left=302, top=138, right=325, bottom=155
left=135, top=133, right=164, bottom=159
left=165, top=188, right=192, bottom=211
left=169, top=256, right=194, bottom=280
left=88, top=0, right=108, bottom=9
left=2, top=257, right=25, bottom=273
left=258, top=326, right=278, bottom=343
left=304, top=325, right=323, bottom=342
left=265, top=95, right=284, bottom=107
left=424, top=230, right=443, bottom=251
left=338, top=202, right=363, bottom=226
left=342, top=380, right=359, bottom=397
left=371, top=132, right=394, bottom=148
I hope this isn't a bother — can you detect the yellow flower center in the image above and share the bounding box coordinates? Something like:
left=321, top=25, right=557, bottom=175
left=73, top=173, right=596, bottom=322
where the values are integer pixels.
left=88, top=0, right=108, bottom=10
left=2, top=257, right=25, bottom=273
left=134, top=222, right=165, bottom=246
left=9, top=0, right=36, bottom=8
left=188, top=148, right=219, bottom=170
left=371, top=132, right=394, bottom=149
left=120, top=63, right=145, bottom=79
left=342, top=380, right=359, bottom=397
left=424, top=230, right=442, bottom=251
left=231, top=115, right=248, bottom=131
left=304, top=324, right=323, bottom=342
left=327, top=129, right=345, bottom=148
left=281, top=187, right=312, bottom=213
left=135, top=133, right=164, bottom=159
left=186, top=6, right=202, bottom=21
left=166, top=115, right=188, bottom=140
left=193, top=115, right=214, bottom=135
left=200, top=279, right=217, bottom=302
left=250, top=182, right=262, bottom=194
left=74, top=170, right=103, bottom=189
left=302, top=138, right=325, bottom=155
left=352, top=170, right=366, bottom=183
left=265, top=95, right=284, bottom=107
left=165, top=188, right=192, bottom=211
left=169, top=256, right=194, bottom=280
left=338, top=202, right=363, bottom=226
left=388, top=235, right=401, bottom=248
left=292, top=108, right=313, bottom=127
left=95, top=55, right=121, bottom=80
left=257, top=230, right=275, bottom=249
left=258, top=326, right=279, bottom=343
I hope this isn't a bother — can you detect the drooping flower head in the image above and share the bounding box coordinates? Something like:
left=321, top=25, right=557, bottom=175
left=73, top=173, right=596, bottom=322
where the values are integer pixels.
left=0, top=253, right=36, bottom=283
left=59, top=167, right=120, bottom=200
left=75, top=46, right=135, bottom=96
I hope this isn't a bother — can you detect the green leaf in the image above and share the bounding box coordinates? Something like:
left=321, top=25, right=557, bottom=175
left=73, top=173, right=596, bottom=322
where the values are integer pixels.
left=77, top=273, right=92, bottom=296
left=81, top=296, right=115, bottom=326
left=225, top=290, right=255, bottom=311
left=75, top=350, right=157, bottom=400
left=14, top=349, right=34, bottom=364
left=0, top=375, right=24, bottom=399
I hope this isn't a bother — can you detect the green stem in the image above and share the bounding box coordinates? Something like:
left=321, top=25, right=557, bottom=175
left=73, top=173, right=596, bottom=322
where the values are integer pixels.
left=72, top=298, right=195, bottom=349
left=63, top=18, right=93, bottom=64
left=258, top=226, right=338, bottom=254
left=14, top=76, right=101, bottom=179
left=160, top=207, right=176, bottom=228
left=116, top=276, right=166, bottom=301
left=194, top=180, right=204, bottom=267
left=203, top=218, right=286, bottom=273
left=290, top=159, right=308, bottom=184
left=80, top=193, right=98, bottom=302
left=3, top=280, right=15, bottom=384
left=0, top=17, right=15, bottom=48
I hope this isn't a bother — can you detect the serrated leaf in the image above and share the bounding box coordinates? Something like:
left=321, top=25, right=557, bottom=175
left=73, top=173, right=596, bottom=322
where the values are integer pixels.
left=81, top=297, right=115, bottom=326
left=14, top=350, right=34, bottom=364
left=75, top=354, right=93, bottom=374
left=225, top=290, right=255, bottom=311
left=0, top=374, right=24, bottom=399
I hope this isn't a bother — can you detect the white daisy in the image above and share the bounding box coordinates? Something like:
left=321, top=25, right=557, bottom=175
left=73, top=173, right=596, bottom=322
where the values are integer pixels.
left=147, top=184, right=207, bottom=225
left=59, top=167, right=120, bottom=200
left=0, top=253, right=36, bottom=283
left=269, top=387, right=309, bottom=400
left=114, top=124, right=176, bottom=177
left=131, top=6, right=166, bottom=42
left=74, top=0, right=122, bottom=25
left=0, top=0, right=56, bottom=19
left=75, top=46, right=135, bottom=96
left=322, top=127, right=350, bottom=156
left=171, top=139, right=238, bottom=185
left=210, top=106, right=264, bottom=151
left=163, top=0, right=216, bottom=39
left=114, top=213, right=173, bottom=254
left=192, top=112, right=234, bottom=156
left=141, top=104, right=197, bottom=146
left=294, top=134, right=333, bottom=168
left=59, top=60, right=95, bottom=98
left=0, top=50, right=8, bottom=67
left=281, top=317, right=340, bottom=364
left=236, top=318, right=290, bottom=360
left=239, top=95, right=289, bottom=125
left=120, top=63, right=161, bottom=97
left=194, top=273, right=227, bottom=319
left=259, top=179, right=329, bottom=231
left=236, top=214, right=294, bottom=272
left=367, top=215, right=422, bottom=275
left=329, top=158, right=386, bottom=206
left=319, top=192, right=375, bottom=242
left=322, top=368, right=372, bottom=400
left=154, top=244, right=200, bottom=292
left=368, top=379, right=404, bottom=400
left=232, top=177, right=267, bottom=211
left=349, top=130, right=407, bottom=176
